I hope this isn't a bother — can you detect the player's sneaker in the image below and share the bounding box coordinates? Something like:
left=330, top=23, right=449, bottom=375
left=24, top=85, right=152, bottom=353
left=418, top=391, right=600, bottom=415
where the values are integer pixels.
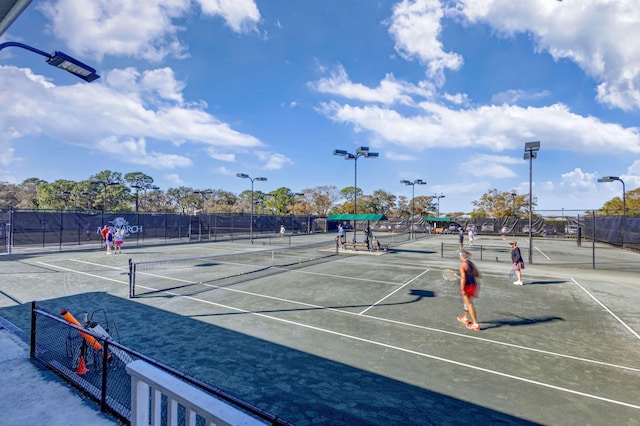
left=466, top=323, right=480, bottom=331
left=513, top=280, right=523, bottom=285
left=457, top=316, right=470, bottom=325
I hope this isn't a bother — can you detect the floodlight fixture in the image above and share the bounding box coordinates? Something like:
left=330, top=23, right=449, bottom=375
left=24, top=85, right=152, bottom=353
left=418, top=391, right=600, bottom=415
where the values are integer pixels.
left=0, top=41, right=99, bottom=82
left=523, top=140, right=541, bottom=264
left=236, top=173, right=268, bottom=243
left=597, top=175, right=625, bottom=247
left=401, top=178, right=427, bottom=239
left=333, top=147, right=379, bottom=242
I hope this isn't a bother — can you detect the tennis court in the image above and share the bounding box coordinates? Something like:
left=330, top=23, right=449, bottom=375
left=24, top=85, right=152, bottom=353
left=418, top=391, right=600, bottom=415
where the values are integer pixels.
left=0, top=233, right=638, bottom=425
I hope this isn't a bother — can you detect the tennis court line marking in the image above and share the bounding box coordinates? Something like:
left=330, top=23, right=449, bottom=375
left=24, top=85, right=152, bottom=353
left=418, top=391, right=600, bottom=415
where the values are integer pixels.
left=535, top=246, right=551, bottom=260
left=169, top=291, right=640, bottom=411
left=571, top=277, right=640, bottom=341
left=36, top=261, right=128, bottom=285
left=56, top=259, right=640, bottom=374
left=36, top=260, right=640, bottom=408
left=358, top=269, right=431, bottom=315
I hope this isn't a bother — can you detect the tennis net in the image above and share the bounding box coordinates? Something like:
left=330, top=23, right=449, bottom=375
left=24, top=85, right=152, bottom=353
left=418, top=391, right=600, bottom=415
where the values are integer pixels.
left=128, top=240, right=337, bottom=297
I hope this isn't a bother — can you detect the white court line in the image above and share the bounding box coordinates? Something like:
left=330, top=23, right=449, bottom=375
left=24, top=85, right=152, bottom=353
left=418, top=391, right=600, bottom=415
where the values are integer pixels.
left=34, top=261, right=640, bottom=409
left=572, top=277, right=640, bottom=341
left=141, top=288, right=640, bottom=411
left=45, top=259, right=640, bottom=375
left=535, top=246, right=551, bottom=260
left=36, top=261, right=128, bottom=285
left=358, top=269, right=431, bottom=315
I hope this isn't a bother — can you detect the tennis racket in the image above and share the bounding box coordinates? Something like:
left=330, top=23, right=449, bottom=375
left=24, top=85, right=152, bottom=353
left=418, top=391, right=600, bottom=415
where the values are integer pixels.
left=508, top=268, right=517, bottom=280
left=442, top=268, right=459, bottom=281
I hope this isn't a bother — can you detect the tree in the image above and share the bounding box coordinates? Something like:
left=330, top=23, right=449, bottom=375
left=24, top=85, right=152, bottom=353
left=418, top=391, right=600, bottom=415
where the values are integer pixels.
left=472, top=189, right=532, bottom=218
left=600, top=187, right=640, bottom=217
left=166, top=186, right=198, bottom=214
left=303, top=185, right=339, bottom=216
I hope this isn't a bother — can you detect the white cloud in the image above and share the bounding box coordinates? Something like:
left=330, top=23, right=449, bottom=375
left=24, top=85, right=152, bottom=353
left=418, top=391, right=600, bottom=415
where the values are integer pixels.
left=38, top=0, right=261, bottom=61
left=309, top=64, right=435, bottom=105
left=164, top=173, right=183, bottom=186
left=452, top=0, right=640, bottom=110
left=559, top=168, right=598, bottom=190
left=460, top=154, right=519, bottom=178
left=95, top=136, right=193, bottom=168
left=39, top=0, right=190, bottom=61
left=255, top=151, right=293, bottom=170
left=386, top=151, right=416, bottom=161
left=387, top=0, right=463, bottom=83
left=0, top=65, right=264, bottom=175
left=196, top=0, right=261, bottom=33
left=318, top=98, right=640, bottom=155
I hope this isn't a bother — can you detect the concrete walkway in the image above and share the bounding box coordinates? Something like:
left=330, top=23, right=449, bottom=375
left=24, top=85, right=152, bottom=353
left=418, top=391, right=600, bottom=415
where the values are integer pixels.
left=0, top=317, right=119, bottom=426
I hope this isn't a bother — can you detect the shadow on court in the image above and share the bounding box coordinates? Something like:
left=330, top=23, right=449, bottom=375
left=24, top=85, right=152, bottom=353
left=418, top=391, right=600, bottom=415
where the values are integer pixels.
left=483, top=314, right=564, bottom=330
left=0, top=292, right=539, bottom=425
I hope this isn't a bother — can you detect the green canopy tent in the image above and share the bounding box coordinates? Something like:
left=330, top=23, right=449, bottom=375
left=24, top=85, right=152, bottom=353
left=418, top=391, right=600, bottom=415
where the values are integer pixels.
left=327, top=214, right=388, bottom=244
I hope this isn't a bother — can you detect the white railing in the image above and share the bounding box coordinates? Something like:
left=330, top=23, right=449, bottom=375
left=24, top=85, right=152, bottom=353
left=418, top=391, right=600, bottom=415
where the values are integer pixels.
left=126, top=360, right=266, bottom=426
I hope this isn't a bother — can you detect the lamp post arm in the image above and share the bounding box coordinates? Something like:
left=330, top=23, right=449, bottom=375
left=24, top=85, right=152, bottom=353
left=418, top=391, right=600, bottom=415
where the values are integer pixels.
left=0, top=41, right=50, bottom=57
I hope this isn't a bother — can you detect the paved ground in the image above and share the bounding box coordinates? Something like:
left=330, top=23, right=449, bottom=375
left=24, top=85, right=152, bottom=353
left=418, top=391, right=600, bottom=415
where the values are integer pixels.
left=0, top=233, right=639, bottom=425
left=0, top=317, right=119, bottom=425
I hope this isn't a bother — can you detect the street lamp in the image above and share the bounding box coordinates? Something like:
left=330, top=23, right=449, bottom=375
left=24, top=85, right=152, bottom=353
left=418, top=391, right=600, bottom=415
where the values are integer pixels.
left=0, top=41, right=100, bottom=82
left=434, top=193, right=445, bottom=218
left=291, top=192, right=304, bottom=233
left=91, top=180, right=118, bottom=211
left=131, top=185, right=142, bottom=213
left=400, top=179, right=426, bottom=239
left=236, top=173, right=267, bottom=243
left=523, top=141, right=540, bottom=264
left=143, top=186, right=160, bottom=212
left=193, top=190, right=213, bottom=213
left=334, top=147, right=379, bottom=242
left=598, top=176, right=626, bottom=247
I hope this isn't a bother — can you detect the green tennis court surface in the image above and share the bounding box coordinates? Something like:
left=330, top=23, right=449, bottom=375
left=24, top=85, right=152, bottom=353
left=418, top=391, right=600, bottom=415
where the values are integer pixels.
left=1, top=234, right=638, bottom=425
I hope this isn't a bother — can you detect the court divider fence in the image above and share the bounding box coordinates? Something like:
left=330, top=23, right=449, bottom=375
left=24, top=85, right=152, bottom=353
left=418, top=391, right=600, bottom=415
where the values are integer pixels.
left=30, top=302, right=292, bottom=425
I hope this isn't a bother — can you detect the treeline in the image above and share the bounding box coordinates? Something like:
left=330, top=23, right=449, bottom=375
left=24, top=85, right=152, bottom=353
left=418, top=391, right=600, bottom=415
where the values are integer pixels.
left=0, top=170, right=450, bottom=218
left=1, top=170, right=634, bottom=218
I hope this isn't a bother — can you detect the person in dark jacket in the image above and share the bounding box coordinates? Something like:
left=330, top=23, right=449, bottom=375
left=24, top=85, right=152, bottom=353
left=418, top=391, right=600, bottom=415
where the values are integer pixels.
left=510, top=241, right=525, bottom=285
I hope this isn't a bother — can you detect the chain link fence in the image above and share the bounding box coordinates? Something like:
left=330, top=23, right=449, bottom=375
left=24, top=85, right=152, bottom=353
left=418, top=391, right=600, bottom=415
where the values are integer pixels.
left=30, top=302, right=291, bottom=425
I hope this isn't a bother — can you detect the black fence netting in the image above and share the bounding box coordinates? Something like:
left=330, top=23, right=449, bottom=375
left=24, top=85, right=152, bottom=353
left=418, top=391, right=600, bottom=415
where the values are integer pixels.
left=31, top=303, right=290, bottom=425
left=3, top=209, right=639, bottom=253
left=2, top=210, right=323, bottom=253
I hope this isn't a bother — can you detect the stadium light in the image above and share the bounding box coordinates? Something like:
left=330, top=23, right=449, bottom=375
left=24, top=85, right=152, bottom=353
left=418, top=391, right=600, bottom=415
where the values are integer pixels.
left=236, top=173, right=267, bottom=243
left=523, top=141, right=540, bottom=264
left=0, top=41, right=100, bottom=82
left=598, top=176, right=625, bottom=247
left=400, top=179, right=426, bottom=239
left=434, top=193, right=445, bottom=218
left=333, top=147, right=378, bottom=242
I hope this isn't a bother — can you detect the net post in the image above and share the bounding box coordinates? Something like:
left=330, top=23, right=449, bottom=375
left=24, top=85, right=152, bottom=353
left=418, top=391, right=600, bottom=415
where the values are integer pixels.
left=128, top=258, right=134, bottom=298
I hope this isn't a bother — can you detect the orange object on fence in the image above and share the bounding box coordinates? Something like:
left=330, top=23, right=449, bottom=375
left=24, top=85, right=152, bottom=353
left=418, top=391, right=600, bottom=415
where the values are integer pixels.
left=60, top=309, right=103, bottom=352
left=76, top=355, right=89, bottom=375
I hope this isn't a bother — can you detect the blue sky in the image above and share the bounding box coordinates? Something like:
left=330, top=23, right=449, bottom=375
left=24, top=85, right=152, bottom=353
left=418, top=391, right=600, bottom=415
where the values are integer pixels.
left=1, top=0, right=639, bottom=214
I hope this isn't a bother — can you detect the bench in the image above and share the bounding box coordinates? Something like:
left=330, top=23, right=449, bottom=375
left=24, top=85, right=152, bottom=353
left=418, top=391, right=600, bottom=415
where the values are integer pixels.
left=343, top=242, right=369, bottom=251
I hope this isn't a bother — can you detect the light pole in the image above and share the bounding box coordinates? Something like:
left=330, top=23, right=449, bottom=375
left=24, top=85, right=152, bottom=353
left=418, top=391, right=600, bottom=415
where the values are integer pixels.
left=0, top=41, right=100, bottom=81
left=236, top=173, right=267, bottom=243
left=193, top=190, right=213, bottom=213
left=91, top=180, right=118, bottom=211
left=131, top=185, right=142, bottom=213
left=434, top=193, right=445, bottom=217
left=598, top=176, right=626, bottom=247
left=143, top=186, right=160, bottom=212
left=291, top=192, right=304, bottom=233
left=523, top=141, right=540, bottom=264
left=334, top=147, right=379, bottom=242
left=400, top=179, right=426, bottom=239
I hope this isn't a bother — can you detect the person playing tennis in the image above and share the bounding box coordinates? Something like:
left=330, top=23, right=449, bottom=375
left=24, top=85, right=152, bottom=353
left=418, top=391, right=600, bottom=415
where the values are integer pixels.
left=458, top=249, right=480, bottom=331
